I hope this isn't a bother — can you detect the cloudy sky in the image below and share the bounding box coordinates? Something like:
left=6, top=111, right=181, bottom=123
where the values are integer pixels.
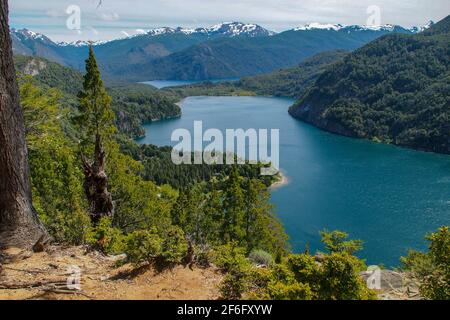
left=9, top=0, right=450, bottom=42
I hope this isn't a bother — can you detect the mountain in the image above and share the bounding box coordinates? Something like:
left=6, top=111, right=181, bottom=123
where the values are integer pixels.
left=112, top=24, right=420, bottom=81
left=163, top=49, right=348, bottom=98
left=14, top=55, right=180, bottom=138
left=12, top=22, right=424, bottom=82
left=11, top=22, right=273, bottom=76
left=230, top=49, right=348, bottom=98
left=289, top=15, right=450, bottom=154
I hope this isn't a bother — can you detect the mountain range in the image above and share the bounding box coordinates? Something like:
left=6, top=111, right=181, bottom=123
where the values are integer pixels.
left=11, top=21, right=431, bottom=82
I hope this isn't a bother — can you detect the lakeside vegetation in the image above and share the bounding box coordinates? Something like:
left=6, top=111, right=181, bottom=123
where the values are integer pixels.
left=289, top=16, right=450, bottom=154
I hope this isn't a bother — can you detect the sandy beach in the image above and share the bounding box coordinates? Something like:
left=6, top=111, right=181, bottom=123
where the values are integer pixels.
left=270, top=171, right=289, bottom=190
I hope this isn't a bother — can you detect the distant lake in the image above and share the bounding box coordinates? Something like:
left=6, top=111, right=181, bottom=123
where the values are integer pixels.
left=137, top=95, right=450, bottom=267
left=142, top=78, right=238, bottom=89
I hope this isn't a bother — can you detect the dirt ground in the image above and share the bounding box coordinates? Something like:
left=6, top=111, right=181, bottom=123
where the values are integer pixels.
left=0, top=246, right=222, bottom=300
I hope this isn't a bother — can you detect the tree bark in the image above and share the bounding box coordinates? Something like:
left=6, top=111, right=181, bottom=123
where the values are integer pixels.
left=0, top=0, right=48, bottom=250
left=81, top=134, right=113, bottom=224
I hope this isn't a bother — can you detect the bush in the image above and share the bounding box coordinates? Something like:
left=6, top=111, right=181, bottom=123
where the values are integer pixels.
left=86, top=217, right=126, bottom=254
left=249, top=249, right=274, bottom=267
left=212, top=243, right=250, bottom=272
left=160, top=226, right=188, bottom=264
left=124, top=226, right=188, bottom=267
left=318, top=253, right=374, bottom=300
left=268, top=282, right=313, bottom=300
left=125, top=229, right=162, bottom=266
left=401, top=226, right=450, bottom=300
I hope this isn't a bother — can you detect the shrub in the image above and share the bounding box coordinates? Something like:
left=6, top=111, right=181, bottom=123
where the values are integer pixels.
left=401, top=226, right=450, bottom=300
left=318, top=253, right=374, bottom=300
left=86, top=217, right=126, bottom=254
left=125, top=229, right=162, bottom=266
left=212, top=243, right=250, bottom=272
left=268, top=282, right=313, bottom=300
left=249, top=249, right=274, bottom=267
left=160, top=226, right=188, bottom=264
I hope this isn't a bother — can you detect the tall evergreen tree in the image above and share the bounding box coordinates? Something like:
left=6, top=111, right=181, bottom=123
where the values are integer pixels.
left=222, top=167, right=246, bottom=243
left=77, top=46, right=115, bottom=223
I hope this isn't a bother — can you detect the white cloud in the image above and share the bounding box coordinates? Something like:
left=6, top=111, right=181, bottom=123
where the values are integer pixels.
left=99, top=12, right=120, bottom=22
left=8, top=0, right=450, bottom=41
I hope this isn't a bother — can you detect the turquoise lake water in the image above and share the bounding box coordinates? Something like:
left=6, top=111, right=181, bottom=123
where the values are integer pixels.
left=137, top=95, right=450, bottom=267
left=142, top=78, right=238, bottom=89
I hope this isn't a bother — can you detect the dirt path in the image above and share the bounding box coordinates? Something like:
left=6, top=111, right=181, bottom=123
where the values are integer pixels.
left=0, top=246, right=222, bottom=300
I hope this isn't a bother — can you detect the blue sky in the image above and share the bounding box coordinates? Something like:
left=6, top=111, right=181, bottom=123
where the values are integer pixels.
left=9, top=0, right=450, bottom=42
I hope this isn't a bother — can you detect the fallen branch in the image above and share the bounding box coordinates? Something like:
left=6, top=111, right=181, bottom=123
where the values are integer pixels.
left=0, top=280, right=67, bottom=290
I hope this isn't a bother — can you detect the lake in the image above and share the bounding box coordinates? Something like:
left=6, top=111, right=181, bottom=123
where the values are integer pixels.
left=137, top=95, right=450, bottom=267
left=142, top=78, right=238, bottom=89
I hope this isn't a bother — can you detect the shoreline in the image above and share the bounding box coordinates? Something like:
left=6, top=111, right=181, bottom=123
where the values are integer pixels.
left=175, top=98, right=186, bottom=108
left=270, top=171, right=289, bottom=190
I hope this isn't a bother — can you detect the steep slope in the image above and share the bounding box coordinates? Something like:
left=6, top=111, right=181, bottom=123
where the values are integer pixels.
left=12, top=23, right=420, bottom=82
left=118, top=25, right=417, bottom=81
left=289, top=16, right=450, bottom=154
left=163, top=50, right=348, bottom=98
left=14, top=55, right=180, bottom=138
left=235, top=49, right=348, bottom=98
left=11, top=23, right=273, bottom=78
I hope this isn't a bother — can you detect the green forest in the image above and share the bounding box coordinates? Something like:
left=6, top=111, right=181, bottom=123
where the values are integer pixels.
left=15, top=42, right=449, bottom=300
left=289, top=16, right=450, bottom=154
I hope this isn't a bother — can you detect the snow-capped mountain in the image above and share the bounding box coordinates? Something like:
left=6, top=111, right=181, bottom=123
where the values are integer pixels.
left=140, top=22, right=275, bottom=38
left=11, top=28, right=55, bottom=45
left=292, top=22, right=434, bottom=33
left=56, top=22, right=274, bottom=47
left=10, top=19, right=438, bottom=82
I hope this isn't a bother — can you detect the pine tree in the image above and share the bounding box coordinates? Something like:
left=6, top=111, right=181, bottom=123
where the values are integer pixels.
left=222, top=167, right=246, bottom=243
left=77, top=46, right=115, bottom=223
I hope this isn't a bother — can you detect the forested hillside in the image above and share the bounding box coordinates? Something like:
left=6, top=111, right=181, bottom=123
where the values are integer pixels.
left=289, top=15, right=450, bottom=154
left=165, top=50, right=348, bottom=98
left=12, top=24, right=415, bottom=82
left=14, top=55, right=181, bottom=138
left=115, top=27, right=410, bottom=81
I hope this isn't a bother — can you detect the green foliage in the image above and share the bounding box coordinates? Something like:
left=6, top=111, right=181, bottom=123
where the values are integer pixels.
left=165, top=50, right=347, bottom=99
left=291, top=25, right=450, bottom=154
left=125, top=229, right=163, bottom=266
left=160, top=226, right=188, bottom=264
left=124, top=226, right=188, bottom=266
left=86, top=217, right=126, bottom=254
left=318, top=253, right=372, bottom=300
left=401, top=226, right=450, bottom=300
left=109, top=84, right=180, bottom=138
left=169, top=169, right=288, bottom=257
left=249, top=250, right=274, bottom=267
left=320, top=230, right=363, bottom=255
left=19, top=77, right=91, bottom=244
left=222, top=233, right=375, bottom=300
left=122, top=142, right=276, bottom=189
left=76, top=46, right=115, bottom=150
left=14, top=55, right=181, bottom=140
left=212, top=243, right=250, bottom=273
left=267, top=282, right=313, bottom=300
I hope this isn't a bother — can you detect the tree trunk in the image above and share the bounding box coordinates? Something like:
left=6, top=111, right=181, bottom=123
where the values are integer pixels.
left=0, top=0, right=48, bottom=250
left=81, top=134, right=114, bottom=224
